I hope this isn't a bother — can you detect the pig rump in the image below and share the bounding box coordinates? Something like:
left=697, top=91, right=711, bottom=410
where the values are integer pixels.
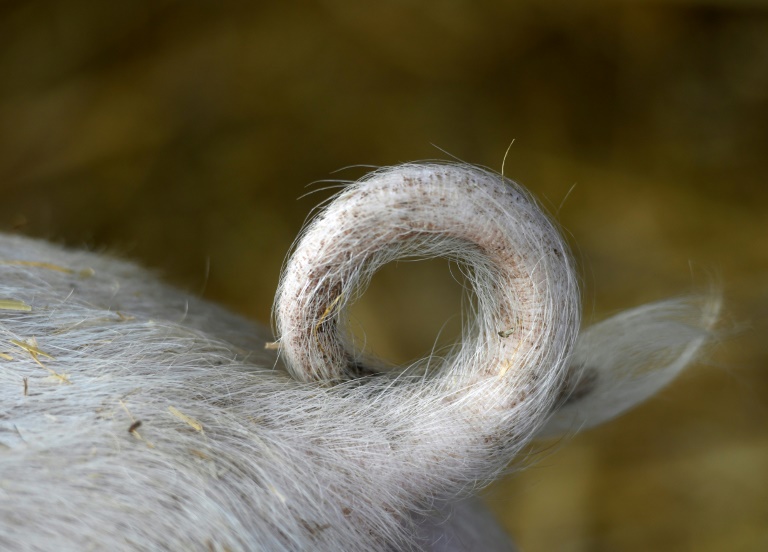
left=0, top=163, right=716, bottom=551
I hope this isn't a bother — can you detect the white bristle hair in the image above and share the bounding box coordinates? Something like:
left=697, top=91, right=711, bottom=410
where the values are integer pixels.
left=0, top=162, right=719, bottom=551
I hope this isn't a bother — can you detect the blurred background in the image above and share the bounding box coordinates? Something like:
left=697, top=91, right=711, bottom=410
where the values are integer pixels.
left=0, top=1, right=765, bottom=550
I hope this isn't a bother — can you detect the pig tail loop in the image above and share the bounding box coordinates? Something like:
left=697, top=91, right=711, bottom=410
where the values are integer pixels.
left=276, top=163, right=579, bottom=419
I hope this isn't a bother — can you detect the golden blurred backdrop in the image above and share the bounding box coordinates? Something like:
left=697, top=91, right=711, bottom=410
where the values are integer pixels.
left=0, top=1, right=766, bottom=550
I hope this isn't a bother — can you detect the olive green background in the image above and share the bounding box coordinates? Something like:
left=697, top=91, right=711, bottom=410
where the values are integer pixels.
left=0, top=1, right=766, bottom=550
